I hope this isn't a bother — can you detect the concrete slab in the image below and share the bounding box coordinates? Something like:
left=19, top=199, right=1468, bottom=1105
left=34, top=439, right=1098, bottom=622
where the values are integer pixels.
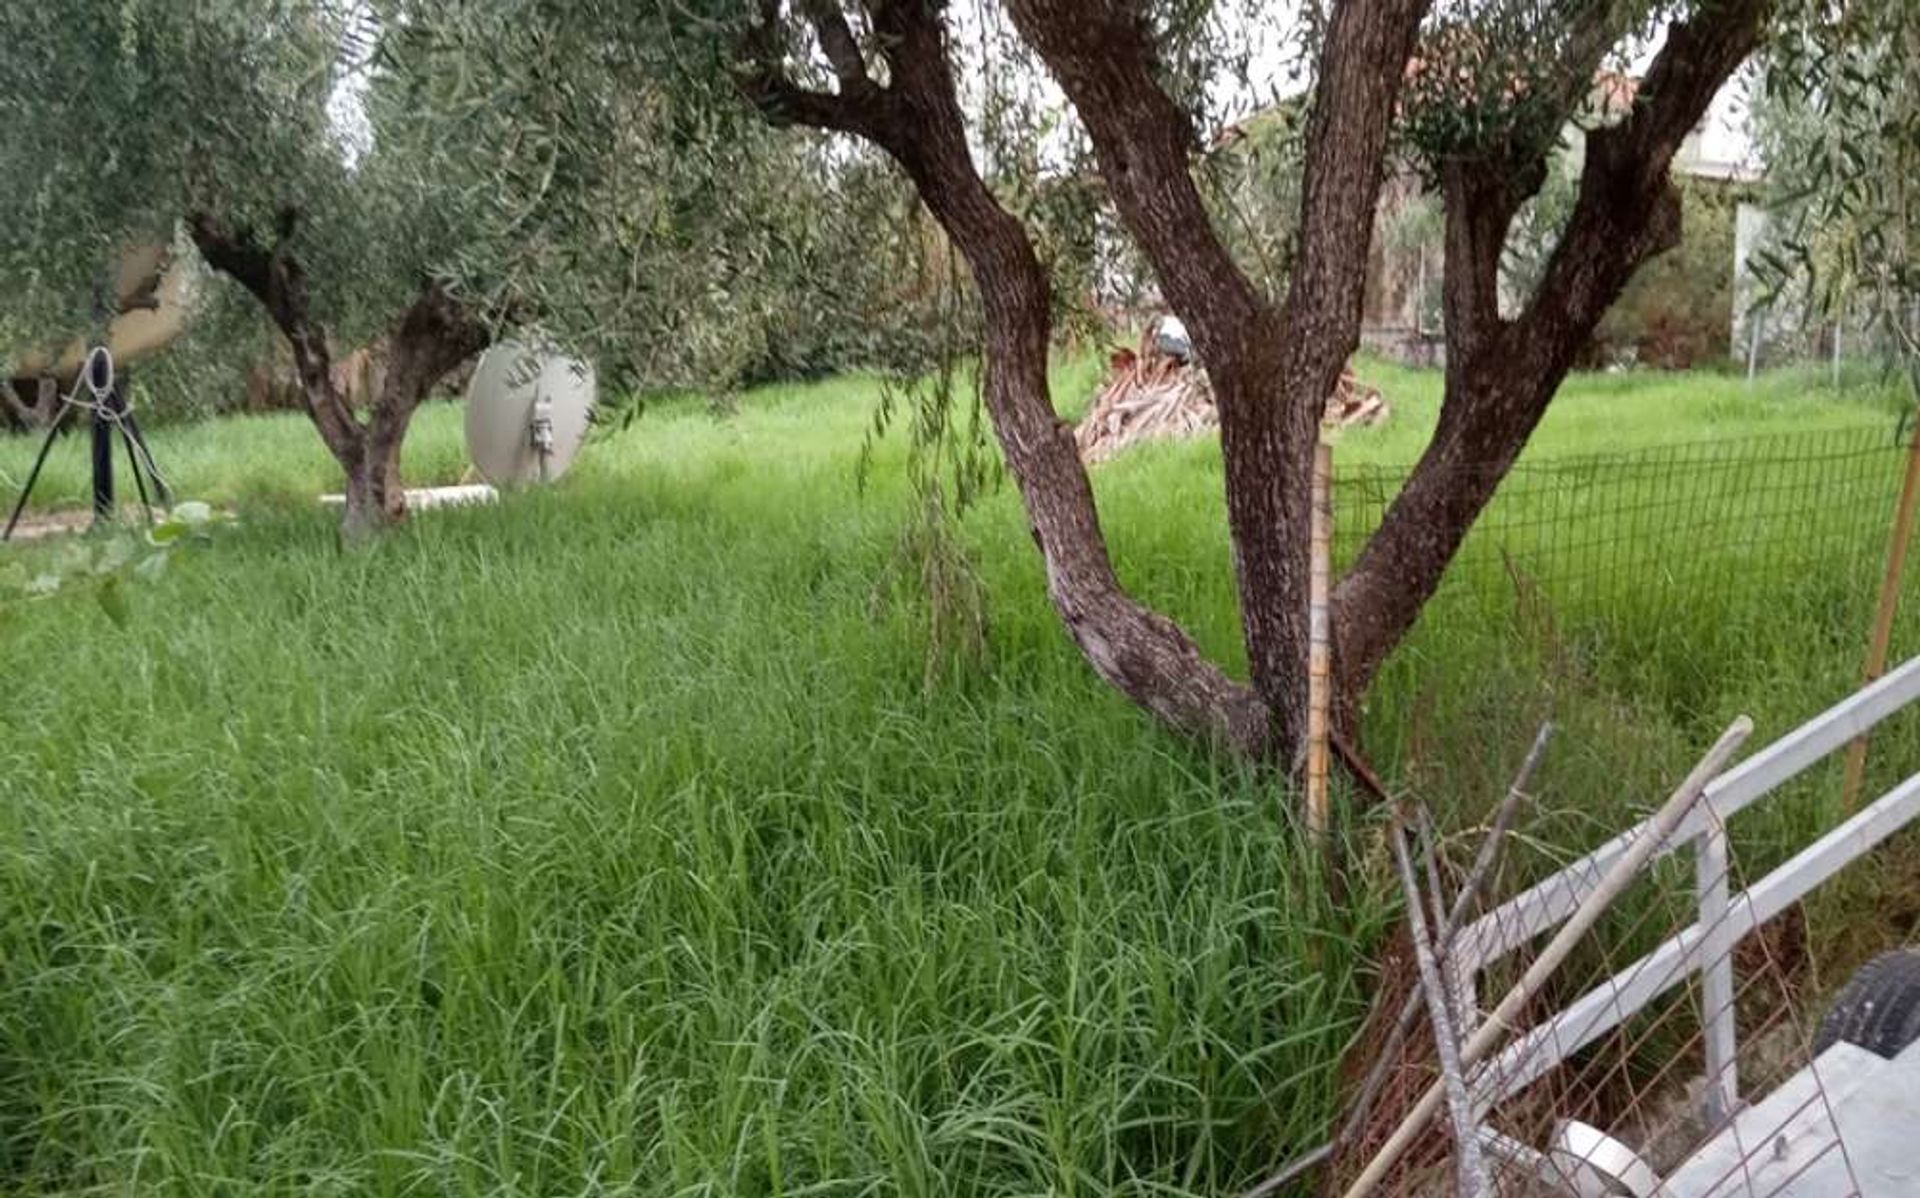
left=1666, top=1039, right=1920, bottom=1197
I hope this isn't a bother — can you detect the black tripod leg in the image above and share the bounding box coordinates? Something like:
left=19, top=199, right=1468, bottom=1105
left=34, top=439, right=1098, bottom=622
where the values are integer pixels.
left=91, top=408, right=114, bottom=525
left=4, top=400, right=76, bottom=542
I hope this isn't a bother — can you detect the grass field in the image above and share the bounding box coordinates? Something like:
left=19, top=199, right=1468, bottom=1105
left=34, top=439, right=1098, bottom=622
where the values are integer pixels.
left=3, top=359, right=1919, bottom=1195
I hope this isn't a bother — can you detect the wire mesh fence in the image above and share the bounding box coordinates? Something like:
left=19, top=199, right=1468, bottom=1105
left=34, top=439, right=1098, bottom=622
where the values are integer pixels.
left=1335, top=424, right=1910, bottom=642
left=1329, top=421, right=1920, bottom=790
left=1300, top=424, right=1920, bottom=1197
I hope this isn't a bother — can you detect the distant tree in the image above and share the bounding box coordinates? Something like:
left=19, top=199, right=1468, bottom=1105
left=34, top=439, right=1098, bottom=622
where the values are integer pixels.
left=1753, top=0, right=1917, bottom=386
left=1594, top=179, right=1739, bottom=367
left=715, top=0, right=1772, bottom=768
left=0, top=1, right=752, bottom=535
left=1, top=2, right=467, bottom=533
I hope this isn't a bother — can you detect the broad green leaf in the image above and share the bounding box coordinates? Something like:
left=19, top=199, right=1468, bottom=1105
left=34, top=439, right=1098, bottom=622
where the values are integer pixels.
left=96, top=577, right=130, bottom=628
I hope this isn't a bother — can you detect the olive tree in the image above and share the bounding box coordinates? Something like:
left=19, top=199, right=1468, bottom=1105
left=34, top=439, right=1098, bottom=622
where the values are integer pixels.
left=1754, top=1, right=1917, bottom=382
left=699, top=0, right=1771, bottom=765
left=0, top=0, right=728, bottom=534
left=3, top=4, right=431, bottom=531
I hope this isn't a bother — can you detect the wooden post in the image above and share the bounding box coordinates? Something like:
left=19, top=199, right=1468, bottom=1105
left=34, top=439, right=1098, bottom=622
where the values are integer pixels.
left=1306, top=438, right=1334, bottom=839
left=1842, top=424, right=1920, bottom=810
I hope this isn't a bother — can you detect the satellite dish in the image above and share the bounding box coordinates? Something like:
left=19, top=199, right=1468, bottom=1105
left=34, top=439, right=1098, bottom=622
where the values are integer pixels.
left=464, top=341, right=595, bottom=485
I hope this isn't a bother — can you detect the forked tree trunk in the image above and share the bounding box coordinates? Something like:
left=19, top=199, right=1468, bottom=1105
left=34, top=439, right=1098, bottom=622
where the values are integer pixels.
left=746, top=0, right=1422, bottom=761
left=744, top=0, right=1768, bottom=770
left=336, top=282, right=489, bottom=537
left=746, top=2, right=1274, bottom=754
left=1005, top=0, right=1427, bottom=756
left=291, top=303, right=482, bottom=539
left=188, top=210, right=486, bottom=539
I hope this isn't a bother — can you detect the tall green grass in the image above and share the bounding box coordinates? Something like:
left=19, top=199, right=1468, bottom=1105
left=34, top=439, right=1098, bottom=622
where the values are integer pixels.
left=0, top=402, right=473, bottom=516
left=1, top=360, right=1917, bottom=1195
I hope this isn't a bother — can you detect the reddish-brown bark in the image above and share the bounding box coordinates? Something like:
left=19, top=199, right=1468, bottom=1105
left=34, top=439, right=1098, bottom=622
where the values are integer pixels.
left=740, top=0, right=1769, bottom=769
left=1332, top=5, right=1769, bottom=702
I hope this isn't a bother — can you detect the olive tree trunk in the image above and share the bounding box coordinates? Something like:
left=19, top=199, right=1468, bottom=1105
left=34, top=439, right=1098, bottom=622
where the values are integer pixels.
left=742, top=0, right=1769, bottom=770
left=189, top=210, right=488, bottom=537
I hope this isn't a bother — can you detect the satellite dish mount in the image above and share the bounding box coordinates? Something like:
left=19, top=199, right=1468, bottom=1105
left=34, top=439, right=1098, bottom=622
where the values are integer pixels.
left=531, top=396, right=556, bottom=481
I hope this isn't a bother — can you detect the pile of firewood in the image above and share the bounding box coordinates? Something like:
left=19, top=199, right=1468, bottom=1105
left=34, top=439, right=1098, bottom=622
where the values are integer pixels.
left=1326, top=374, right=1388, bottom=428
left=1073, top=344, right=1214, bottom=464
left=1074, top=330, right=1387, bottom=464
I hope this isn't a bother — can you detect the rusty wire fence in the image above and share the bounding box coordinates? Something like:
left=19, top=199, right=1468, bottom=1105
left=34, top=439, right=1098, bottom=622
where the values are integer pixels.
left=1298, top=423, right=1920, bottom=1197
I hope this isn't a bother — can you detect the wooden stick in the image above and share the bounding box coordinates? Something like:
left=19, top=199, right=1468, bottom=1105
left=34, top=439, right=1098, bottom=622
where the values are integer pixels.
left=1341, top=718, right=1752, bottom=1198
left=1242, top=1144, right=1331, bottom=1198
left=1843, top=424, right=1920, bottom=811
left=1391, top=814, right=1488, bottom=1197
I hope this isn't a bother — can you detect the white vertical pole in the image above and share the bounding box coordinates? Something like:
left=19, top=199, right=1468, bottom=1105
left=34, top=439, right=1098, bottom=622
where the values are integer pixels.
left=1696, top=807, right=1738, bottom=1125
left=1832, top=312, right=1844, bottom=389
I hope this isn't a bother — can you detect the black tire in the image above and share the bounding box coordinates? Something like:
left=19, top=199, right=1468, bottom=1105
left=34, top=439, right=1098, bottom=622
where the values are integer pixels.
left=1814, top=949, right=1920, bottom=1060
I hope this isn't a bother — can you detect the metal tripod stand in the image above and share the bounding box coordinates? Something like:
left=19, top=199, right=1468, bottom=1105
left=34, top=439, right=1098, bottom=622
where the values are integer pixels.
left=3, top=346, right=172, bottom=542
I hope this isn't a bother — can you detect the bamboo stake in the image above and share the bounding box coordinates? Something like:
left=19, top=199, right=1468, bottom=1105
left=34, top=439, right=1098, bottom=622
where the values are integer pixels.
left=1842, top=424, right=1920, bottom=811
left=1341, top=718, right=1752, bottom=1198
left=1307, top=437, right=1334, bottom=839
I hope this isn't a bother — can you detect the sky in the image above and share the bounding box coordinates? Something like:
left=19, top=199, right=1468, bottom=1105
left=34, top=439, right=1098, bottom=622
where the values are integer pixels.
left=324, top=1, right=377, bottom=165
left=326, top=3, right=1760, bottom=180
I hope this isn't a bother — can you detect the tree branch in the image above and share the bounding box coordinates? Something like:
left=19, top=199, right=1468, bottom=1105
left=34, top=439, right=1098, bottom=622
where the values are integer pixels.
left=1280, top=0, right=1436, bottom=358
left=1417, top=1, right=1656, bottom=377
left=1516, top=3, right=1768, bottom=357
left=1333, top=0, right=1769, bottom=701
left=737, top=1, right=893, bottom=140
left=799, top=0, right=874, bottom=97
left=186, top=209, right=362, bottom=459
left=1003, top=1, right=1268, bottom=361
left=737, top=1, right=1272, bottom=753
